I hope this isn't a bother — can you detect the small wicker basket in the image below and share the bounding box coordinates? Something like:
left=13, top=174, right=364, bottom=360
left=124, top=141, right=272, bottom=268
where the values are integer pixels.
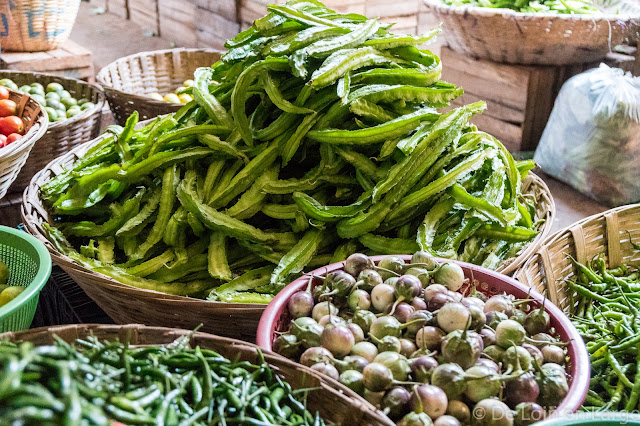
left=423, top=0, right=640, bottom=65
left=515, top=203, right=640, bottom=310
left=0, top=71, right=105, bottom=193
left=97, top=48, right=222, bottom=126
left=0, top=89, right=48, bottom=200
left=0, top=324, right=393, bottom=426
left=0, top=0, right=81, bottom=52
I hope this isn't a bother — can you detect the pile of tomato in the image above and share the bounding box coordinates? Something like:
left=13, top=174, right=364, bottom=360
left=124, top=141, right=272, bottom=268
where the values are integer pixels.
left=0, top=87, right=25, bottom=148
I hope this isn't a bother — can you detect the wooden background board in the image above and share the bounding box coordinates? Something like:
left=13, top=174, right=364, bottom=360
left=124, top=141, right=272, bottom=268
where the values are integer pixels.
left=0, top=41, right=94, bottom=82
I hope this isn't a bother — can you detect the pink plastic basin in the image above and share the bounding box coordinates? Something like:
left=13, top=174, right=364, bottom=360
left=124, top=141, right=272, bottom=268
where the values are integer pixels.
left=257, top=256, right=590, bottom=417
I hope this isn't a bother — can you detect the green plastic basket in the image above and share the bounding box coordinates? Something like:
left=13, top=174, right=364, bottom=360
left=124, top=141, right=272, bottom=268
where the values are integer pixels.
left=0, top=226, right=52, bottom=332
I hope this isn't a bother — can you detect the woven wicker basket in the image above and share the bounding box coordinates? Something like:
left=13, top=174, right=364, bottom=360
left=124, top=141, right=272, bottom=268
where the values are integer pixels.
left=0, top=0, right=81, bottom=52
left=0, top=71, right=105, bottom=193
left=0, top=89, right=48, bottom=200
left=97, top=48, right=222, bottom=126
left=0, top=324, right=393, bottom=426
left=515, top=203, right=640, bottom=310
left=20, top=128, right=554, bottom=339
left=423, top=0, right=640, bottom=65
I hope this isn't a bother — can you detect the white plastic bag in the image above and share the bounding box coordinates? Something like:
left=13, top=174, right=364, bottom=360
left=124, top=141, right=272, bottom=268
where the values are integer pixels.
left=534, top=64, right=640, bottom=207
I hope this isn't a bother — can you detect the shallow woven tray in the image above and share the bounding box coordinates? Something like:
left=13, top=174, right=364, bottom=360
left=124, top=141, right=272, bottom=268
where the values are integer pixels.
left=97, top=48, right=221, bottom=125
left=0, top=89, right=48, bottom=200
left=423, top=0, right=640, bottom=65
left=515, top=203, right=640, bottom=309
left=0, top=324, right=393, bottom=426
left=0, top=71, right=105, bottom=192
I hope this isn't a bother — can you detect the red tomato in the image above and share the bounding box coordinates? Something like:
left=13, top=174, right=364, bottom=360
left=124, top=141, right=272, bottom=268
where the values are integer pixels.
left=0, top=87, right=9, bottom=101
left=6, top=133, right=21, bottom=145
left=0, top=116, right=24, bottom=136
left=0, top=134, right=6, bottom=147
left=0, top=99, right=17, bottom=117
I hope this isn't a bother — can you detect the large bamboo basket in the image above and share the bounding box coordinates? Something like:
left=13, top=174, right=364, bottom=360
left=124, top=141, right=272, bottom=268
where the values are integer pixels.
left=515, top=203, right=640, bottom=309
left=96, top=48, right=222, bottom=126
left=0, top=89, right=48, bottom=200
left=21, top=131, right=553, bottom=340
left=0, top=324, right=393, bottom=426
left=423, top=0, right=640, bottom=65
left=0, top=0, right=81, bottom=52
left=0, top=71, right=105, bottom=192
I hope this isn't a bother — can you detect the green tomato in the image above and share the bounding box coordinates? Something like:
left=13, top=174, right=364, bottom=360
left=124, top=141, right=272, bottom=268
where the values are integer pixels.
left=31, top=94, right=47, bottom=106
left=183, top=79, right=194, bottom=87
left=66, top=108, right=81, bottom=118
left=0, top=79, right=18, bottom=91
left=61, top=97, right=77, bottom=108
left=46, top=82, right=64, bottom=93
left=0, top=261, right=8, bottom=285
left=55, top=111, right=67, bottom=121
left=30, top=82, right=44, bottom=91
left=77, top=98, right=89, bottom=105
left=18, top=85, right=31, bottom=93
left=29, top=86, right=44, bottom=95
left=163, top=93, right=180, bottom=104
left=45, top=107, right=59, bottom=121
left=59, top=90, right=71, bottom=99
left=45, top=92, right=61, bottom=102
left=80, top=102, right=95, bottom=110
left=46, top=99, right=65, bottom=111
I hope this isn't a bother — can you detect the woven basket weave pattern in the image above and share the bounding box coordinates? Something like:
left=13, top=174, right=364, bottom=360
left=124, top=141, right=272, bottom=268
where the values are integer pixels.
left=0, top=0, right=81, bottom=52
left=0, top=324, right=393, bottom=426
left=423, top=0, right=640, bottom=65
left=97, top=48, right=222, bottom=126
left=515, top=204, right=640, bottom=310
left=0, top=71, right=105, bottom=192
left=0, top=90, right=48, bottom=200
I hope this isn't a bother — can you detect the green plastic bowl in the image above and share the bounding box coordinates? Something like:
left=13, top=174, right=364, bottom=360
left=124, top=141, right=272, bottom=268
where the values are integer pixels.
left=535, top=412, right=640, bottom=425
left=0, top=226, right=52, bottom=332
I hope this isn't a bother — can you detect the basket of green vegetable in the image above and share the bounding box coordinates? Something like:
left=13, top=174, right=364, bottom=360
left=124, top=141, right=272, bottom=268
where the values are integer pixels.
left=258, top=251, right=590, bottom=424
left=0, top=72, right=105, bottom=192
left=423, top=0, right=640, bottom=65
left=23, top=0, right=553, bottom=340
left=0, top=323, right=392, bottom=425
left=97, top=48, right=222, bottom=126
left=515, top=203, right=640, bottom=412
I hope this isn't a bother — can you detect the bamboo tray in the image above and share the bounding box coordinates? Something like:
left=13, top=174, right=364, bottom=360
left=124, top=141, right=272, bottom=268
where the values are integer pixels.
left=515, top=203, right=640, bottom=309
left=0, top=323, right=393, bottom=426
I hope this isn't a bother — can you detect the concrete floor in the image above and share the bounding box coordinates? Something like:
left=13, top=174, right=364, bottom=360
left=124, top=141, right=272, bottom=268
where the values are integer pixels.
left=69, top=1, right=610, bottom=235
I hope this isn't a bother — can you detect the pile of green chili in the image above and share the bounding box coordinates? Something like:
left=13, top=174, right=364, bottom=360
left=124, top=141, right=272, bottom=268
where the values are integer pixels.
left=568, top=240, right=640, bottom=412
left=40, top=0, right=541, bottom=302
left=440, top=0, right=599, bottom=14
left=0, top=334, right=325, bottom=425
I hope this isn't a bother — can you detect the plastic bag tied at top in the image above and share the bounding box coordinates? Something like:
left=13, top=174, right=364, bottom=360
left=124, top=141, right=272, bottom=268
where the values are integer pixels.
left=533, top=63, right=640, bottom=207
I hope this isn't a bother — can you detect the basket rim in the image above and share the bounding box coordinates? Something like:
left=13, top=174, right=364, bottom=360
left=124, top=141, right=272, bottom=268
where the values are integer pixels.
left=516, top=203, right=640, bottom=278
left=0, top=89, right=49, bottom=157
left=0, top=323, right=394, bottom=426
left=423, top=0, right=640, bottom=20
left=496, top=172, right=555, bottom=275
left=0, top=225, right=52, bottom=320
left=0, top=70, right=106, bottom=131
left=257, top=254, right=591, bottom=417
left=96, top=47, right=223, bottom=107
